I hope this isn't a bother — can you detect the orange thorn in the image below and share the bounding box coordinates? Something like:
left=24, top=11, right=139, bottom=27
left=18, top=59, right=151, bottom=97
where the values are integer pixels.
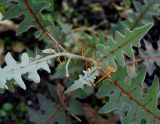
left=95, top=75, right=108, bottom=85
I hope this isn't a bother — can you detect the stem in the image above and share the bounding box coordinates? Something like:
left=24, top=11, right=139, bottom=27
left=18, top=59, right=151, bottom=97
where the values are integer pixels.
left=46, top=32, right=67, bottom=52
left=37, top=52, right=97, bottom=67
left=23, top=0, right=67, bottom=52
left=127, top=55, right=160, bottom=64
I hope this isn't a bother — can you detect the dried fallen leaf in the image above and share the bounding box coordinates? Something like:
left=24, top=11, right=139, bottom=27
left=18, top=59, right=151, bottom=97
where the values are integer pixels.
left=0, top=12, right=18, bottom=32
left=0, top=39, right=4, bottom=55
left=113, top=4, right=133, bottom=18
left=0, top=40, right=4, bottom=65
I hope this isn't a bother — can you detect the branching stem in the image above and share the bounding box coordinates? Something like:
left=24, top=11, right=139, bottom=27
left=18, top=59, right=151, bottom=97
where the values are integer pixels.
left=37, top=52, right=98, bottom=67
left=127, top=55, right=160, bottom=64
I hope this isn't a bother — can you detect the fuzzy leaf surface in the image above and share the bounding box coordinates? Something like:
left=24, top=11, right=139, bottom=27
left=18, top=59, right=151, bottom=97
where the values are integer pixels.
left=0, top=52, right=50, bottom=90
left=64, top=66, right=99, bottom=93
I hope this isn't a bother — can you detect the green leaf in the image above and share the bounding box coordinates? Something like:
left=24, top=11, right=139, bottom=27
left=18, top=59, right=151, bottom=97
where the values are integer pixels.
left=67, top=99, right=84, bottom=115
left=0, top=0, right=13, bottom=4
left=96, top=24, right=153, bottom=69
left=110, top=0, right=159, bottom=33
left=84, top=32, right=106, bottom=47
left=28, top=94, right=71, bottom=124
left=97, top=67, right=160, bottom=124
left=0, top=0, right=53, bottom=35
left=2, top=103, right=13, bottom=111
left=27, top=108, right=44, bottom=124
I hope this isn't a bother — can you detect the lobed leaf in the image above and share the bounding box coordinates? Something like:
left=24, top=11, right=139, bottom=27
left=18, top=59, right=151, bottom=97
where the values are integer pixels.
left=96, top=24, right=153, bottom=69
left=97, top=67, right=160, bottom=124
left=64, top=66, right=99, bottom=94
left=110, top=0, right=159, bottom=33
left=0, top=52, right=50, bottom=90
left=0, top=0, right=53, bottom=35
left=28, top=94, right=71, bottom=124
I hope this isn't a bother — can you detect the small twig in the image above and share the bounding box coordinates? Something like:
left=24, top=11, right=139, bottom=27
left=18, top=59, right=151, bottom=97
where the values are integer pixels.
left=46, top=32, right=67, bottom=52
left=127, top=55, right=160, bottom=65
left=65, top=107, right=81, bottom=122
left=65, top=56, right=72, bottom=77
left=37, top=52, right=98, bottom=68
left=45, top=91, right=80, bottom=124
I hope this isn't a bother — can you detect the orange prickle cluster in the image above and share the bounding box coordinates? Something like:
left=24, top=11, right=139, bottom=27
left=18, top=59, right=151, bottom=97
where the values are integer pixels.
left=79, top=49, right=117, bottom=85
left=95, top=64, right=117, bottom=85
left=80, top=49, right=97, bottom=69
left=106, top=65, right=117, bottom=77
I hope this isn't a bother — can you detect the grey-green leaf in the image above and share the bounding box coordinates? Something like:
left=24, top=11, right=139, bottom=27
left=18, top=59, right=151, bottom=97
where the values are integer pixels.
left=96, top=24, right=153, bottom=69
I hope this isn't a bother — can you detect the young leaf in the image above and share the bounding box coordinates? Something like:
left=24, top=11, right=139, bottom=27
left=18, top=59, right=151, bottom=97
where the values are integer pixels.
left=64, top=66, right=99, bottom=94
left=0, top=52, right=50, bottom=90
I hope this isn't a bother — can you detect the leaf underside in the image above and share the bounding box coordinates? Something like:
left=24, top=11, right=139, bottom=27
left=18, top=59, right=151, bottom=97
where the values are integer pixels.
left=64, top=66, right=99, bottom=94
left=0, top=52, right=50, bottom=90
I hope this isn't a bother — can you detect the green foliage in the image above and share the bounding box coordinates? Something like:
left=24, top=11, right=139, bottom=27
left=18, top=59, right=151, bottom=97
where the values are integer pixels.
left=0, top=0, right=53, bottom=35
left=28, top=83, right=84, bottom=124
left=2, top=103, right=13, bottom=111
left=52, top=61, right=83, bottom=80
left=0, top=102, right=13, bottom=120
left=0, top=4, right=5, bottom=14
left=28, top=94, right=71, bottom=124
left=110, top=0, right=159, bottom=33
left=96, top=24, right=152, bottom=69
left=84, top=32, right=106, bottom=47
left=97, top=67, right=160, bottom=124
